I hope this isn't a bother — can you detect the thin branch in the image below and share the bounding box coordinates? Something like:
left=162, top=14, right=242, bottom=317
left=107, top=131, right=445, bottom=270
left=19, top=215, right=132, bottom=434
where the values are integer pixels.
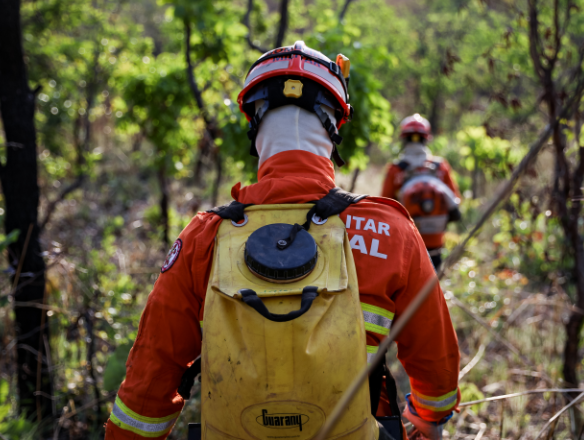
left=339, top=0, right=355, bottom=21
left=184, top=20, right=217, bottom=134
left=460, top=388, right=584, bottom=407
left=446, top=293, right=533, bottom=367
left=39, top=174, right=84, bottom=232
left=39, top=42, right=101, bottom=232
left=534, top=391, right=584, bottom=440
left=458, top=343, right=486, bottom=380
left=274, top=0, right=289, bottom=48
left=243, top=0, right=268, bottom=53
left=12, top=301, right=67, bottom=315
left=11, top=223, right=34, bottom=295
left=550, top=0, right=561, bottom=67
left=528, top=0, right=548, bottom=82
left=474, top=423, right=487, bottom=440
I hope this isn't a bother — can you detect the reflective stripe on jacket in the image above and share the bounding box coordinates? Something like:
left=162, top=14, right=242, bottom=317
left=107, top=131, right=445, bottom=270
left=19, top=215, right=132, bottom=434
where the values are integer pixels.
left=105, top=150, right=460, bottom=439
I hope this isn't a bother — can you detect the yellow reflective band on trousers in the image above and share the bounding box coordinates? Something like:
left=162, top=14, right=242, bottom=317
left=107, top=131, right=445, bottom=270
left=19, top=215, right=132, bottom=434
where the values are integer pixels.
left=110, top=395, right=178, bottom=438
left=361, top=303, right=394, bottom=336
left=411, top=388, right=458, bottom=412
left=366, top=345, right=378, bottom=364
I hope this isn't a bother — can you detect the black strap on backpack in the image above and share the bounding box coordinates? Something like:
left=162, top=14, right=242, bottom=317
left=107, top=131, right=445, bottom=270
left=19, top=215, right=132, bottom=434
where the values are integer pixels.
left=369, top=362, right=401, bottom=417
left=207, top=187, right=367, bottom=234
left=370, top=362, right=403, bottom=440
left=207, top=201, right=253, bottom=223
left=177, top=357, right=201, bottom=400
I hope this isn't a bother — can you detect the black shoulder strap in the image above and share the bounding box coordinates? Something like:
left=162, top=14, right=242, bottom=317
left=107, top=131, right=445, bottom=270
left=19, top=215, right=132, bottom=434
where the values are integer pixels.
left=207, top=201, right=253, bottom=223
left=177, top=357, right=201, bottom=400
left=206, top=188, right=366, bottom=249
left=397, top=160, right=410, bottom=171
left=369, top=360, right=385, bottom=415
left=307, top=187, right=367, bottom=225
left=207, top=188, right=365, bottom=225
left=369, top=362, right=401, bottom=418
left=384, top=364, right=401, bottom=417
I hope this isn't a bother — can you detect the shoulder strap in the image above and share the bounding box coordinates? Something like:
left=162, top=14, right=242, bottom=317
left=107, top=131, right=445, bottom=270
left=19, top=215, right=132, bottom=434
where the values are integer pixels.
left=369, top=361, right=402, bottom=418
left=207, top=188, right=366, bottom=225
left=207, top=201, right=253, bottom=223
left=308, top=187, right=368, bottom=224
left=396, top=160, right=410, bottom=171
left=277, top=187, right=368, bottom=250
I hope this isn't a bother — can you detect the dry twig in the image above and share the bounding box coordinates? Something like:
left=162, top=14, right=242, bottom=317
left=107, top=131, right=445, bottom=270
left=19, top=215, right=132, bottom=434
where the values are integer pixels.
left=460, top=388, right=584, bottom=407
left=533, top=391, right=584, bottom=440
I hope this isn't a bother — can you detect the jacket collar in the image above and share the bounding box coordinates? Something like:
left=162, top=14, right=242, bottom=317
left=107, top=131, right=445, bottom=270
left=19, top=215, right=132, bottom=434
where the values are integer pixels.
left=231, top=150, right=336, bottom=205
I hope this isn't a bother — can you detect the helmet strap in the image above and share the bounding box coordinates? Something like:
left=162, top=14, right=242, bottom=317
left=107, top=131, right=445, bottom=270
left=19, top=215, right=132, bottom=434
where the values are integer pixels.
left=313, top=102, right=345, bottom=167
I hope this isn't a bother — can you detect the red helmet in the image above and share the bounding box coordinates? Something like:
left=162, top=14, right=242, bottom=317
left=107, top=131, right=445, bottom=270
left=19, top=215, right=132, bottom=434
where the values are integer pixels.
left=237, top=41, right=352, bottom=166
left=399, top=114, right=432, bottom=140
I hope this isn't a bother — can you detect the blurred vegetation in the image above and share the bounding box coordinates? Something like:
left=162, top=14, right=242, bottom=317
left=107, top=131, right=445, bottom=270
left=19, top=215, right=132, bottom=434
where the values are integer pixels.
left=0, top=0, right=583, bottom=439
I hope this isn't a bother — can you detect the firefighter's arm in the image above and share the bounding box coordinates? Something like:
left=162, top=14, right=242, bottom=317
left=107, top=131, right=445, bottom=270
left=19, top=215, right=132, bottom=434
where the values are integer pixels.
left=381, top=165, right=398, bottom=199
left=105, top=214, right=220, bottom=439
left=393, top=226, right=460, bottom=424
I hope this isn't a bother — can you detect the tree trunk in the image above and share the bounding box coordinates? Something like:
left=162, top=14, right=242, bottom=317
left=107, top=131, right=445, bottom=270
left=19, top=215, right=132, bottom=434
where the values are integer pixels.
left=546, top=77, right=584, bottom=435
left=0, top=0, right=53, bottom=423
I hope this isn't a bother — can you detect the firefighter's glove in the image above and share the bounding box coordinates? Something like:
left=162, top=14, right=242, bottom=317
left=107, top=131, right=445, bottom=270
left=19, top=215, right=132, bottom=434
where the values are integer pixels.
left=403, top=394, right=450, bottom=440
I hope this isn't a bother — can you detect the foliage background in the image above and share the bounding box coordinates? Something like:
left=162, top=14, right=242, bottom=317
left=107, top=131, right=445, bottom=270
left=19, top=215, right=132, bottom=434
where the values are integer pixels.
left=1, top=0, right=584, bottom=438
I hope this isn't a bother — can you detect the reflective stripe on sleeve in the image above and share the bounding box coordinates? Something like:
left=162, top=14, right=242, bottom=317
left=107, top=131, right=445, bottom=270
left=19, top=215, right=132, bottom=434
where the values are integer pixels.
left=411, top=388, right=458, bottom=412
left=366, top=345, right=378, bottom=364
left=110, top=395, right=178, bottom=438
left=361, top=303, right=394, bottom=336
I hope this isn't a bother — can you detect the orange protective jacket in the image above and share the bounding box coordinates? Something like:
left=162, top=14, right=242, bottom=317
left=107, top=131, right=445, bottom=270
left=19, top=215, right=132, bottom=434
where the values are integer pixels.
left=105, top=151, right=460, bottom=440
left=381, top=158, right=461, bottom=249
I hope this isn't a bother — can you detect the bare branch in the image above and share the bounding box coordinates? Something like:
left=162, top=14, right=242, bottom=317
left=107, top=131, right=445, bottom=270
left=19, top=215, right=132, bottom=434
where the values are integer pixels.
left=274, top=0, right=289, bottom=48
left=339, top=0, right=355, bottom=22
left=39, top=115, right=87, bottom=233
left=548, top=0, right=564, bottom=69
left=528, top=0, right=548, bottom=82
left=39, top=44, right=102, bottom=233
left=460, top=388, right=584, bottom=407
left=185, top=20, right=216, bottom=134
left=534, top=391, right=584, bottom=440
left=243, top=0, right=268, bottom=54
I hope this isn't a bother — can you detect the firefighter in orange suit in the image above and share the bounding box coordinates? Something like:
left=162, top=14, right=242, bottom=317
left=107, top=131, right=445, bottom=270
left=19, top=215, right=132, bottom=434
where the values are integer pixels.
left=105, top=42, right=459, bottom=440
left=381, top=115, right=461, bottom=269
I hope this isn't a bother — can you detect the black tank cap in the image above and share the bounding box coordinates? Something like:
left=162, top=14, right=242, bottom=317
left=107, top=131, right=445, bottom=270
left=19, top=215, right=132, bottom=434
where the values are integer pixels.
left=244, top=223, right=318, bottom=283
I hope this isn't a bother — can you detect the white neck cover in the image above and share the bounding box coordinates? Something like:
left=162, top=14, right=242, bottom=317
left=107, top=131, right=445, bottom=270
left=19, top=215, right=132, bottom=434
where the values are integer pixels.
left=399, top=142, right=431, bottom=168
left=255, top=103, right=336, bottom=167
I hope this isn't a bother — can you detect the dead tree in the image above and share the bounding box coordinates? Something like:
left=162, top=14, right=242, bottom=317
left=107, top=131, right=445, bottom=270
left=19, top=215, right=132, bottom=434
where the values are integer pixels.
left=527, top=0, right=584, bottom=433
left=0, top=0, right=54, bottom=423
